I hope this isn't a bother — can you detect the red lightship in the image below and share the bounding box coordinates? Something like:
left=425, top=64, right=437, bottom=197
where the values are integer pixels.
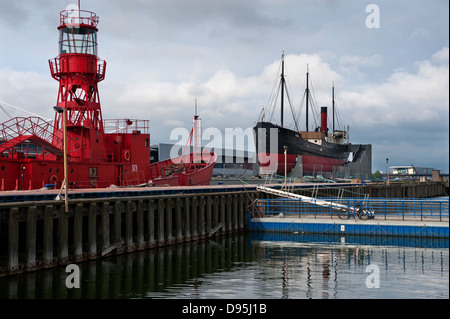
left=0, top=6, right=215, bottom=191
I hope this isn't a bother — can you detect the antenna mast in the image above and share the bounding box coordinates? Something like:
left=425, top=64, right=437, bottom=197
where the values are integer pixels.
left=280, top=51, right=285, bottom=127
left=306, top=64, right=309, bottom=132
left=193, top=99, right=202, bottom=160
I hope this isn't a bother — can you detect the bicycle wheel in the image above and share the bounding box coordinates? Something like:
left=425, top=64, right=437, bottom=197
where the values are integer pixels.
left=337, top=211, right=349, bottom=219
left=354, top=202, right=362, bottom=220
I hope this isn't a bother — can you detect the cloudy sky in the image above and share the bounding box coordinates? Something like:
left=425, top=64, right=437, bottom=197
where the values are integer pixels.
left=0, top=0, right=448, bottom=173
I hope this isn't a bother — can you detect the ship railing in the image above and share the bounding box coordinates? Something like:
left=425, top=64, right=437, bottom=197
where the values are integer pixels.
left=254, top=198, right=449, bottom=222
left=122, top=170, right=146, bottom=186
left=49, top=56, right=106, bottom=81
left=60, top=9, right=99, bottom=28
left=96, top=59, right=106, bottom=81
left=103, top=119, right=150, bottom=134
left=48, top=58, right=59, bottom=79
left=0, top=117, right=55, bottom=145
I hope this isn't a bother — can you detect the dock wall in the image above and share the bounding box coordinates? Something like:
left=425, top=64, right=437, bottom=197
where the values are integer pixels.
left=0, top=193, right=249, bottom=276
left=359, top=181, right=448, bottom=199
left=0, top=181, right=447, bottom=276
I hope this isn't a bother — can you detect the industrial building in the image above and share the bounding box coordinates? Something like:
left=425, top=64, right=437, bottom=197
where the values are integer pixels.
left=390, top=165, right=444, bottom=181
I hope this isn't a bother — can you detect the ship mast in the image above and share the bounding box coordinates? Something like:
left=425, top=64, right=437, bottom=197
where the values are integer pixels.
left=332, top=80, right=335, bottom=133
left=193, top=99, right=201, bottom=154
left=192, top=99, right=202, bottom=163
left=280, top=51, right=285, bottom=128
left=305, top=64, right=309, bottom=132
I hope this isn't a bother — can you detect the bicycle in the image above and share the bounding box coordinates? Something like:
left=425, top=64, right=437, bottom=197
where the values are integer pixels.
left=336, top=201, right=375, bottom=220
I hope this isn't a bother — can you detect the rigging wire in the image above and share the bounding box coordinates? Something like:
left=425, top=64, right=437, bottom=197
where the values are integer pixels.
left=283, top=67, right=301, bottom=131
left=267, top=82, right=281, bottom=124
left=294, top=87, right=306, bottom=131
left=258, top=60, right=282, bottom=123
left=307, top=75, right=320, bottom=129
left=334, top=100, right=344, bottom=130
left=0, top=100, right=52, bottom=122
left=284, top=84, right=300, bottom=131
left=0, top=103, right=12, bottom=119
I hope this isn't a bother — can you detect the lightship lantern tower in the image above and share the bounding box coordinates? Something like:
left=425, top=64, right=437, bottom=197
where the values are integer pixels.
left=0, top=3, right=215, bottom=191
left=49, top=6, right=106, bottom=161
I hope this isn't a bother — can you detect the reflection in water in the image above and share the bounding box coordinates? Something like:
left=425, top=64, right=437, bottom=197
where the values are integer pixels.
left=251, top=233, right=448, bottom=299
left=0, top=233, right=448, bottom=299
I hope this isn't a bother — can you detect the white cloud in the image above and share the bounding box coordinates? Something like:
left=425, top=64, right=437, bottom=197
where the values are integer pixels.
left=409, top=28, right=432, bottom=40
left=340, top=54, right=383, bottom=68
left=101, top=52, right=340, bottom=133
left=339, top=48, right=449, bottom=127
left=0, top=67, right=55, bottom=122
left=432, top=47, right=449, bottom=64
left=0, top=0, right=448, bottom=172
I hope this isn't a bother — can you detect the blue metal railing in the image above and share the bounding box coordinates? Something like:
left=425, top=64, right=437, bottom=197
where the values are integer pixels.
left=254, top=198, right=449, bottom=222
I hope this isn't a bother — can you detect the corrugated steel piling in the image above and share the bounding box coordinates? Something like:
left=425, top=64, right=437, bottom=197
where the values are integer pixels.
left=198, top=196, right=205, bottom=239
left=74, top=204, right=83, bottom=261
left=175, top=198, right=183, bottom=243
left=191, top=197, right=198, bottom=241
left=43, top=205, right=53, bottom=268
left=205, top=196, right=212, bottom=237
left=157, top=199, right=165, bottom=246
left=25, top=206, right=36, bottom=272
left=183, top=198, right=191, bottom=242
left=7, top=207, right=19, bottom=273
left=88, top=203, right=97, bottom=259
left=58, top=205, right=68, bottom=264
left=147, top=199, right=156, bottom=247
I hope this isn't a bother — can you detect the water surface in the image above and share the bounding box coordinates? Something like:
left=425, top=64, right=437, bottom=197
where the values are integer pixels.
left=0, top=232, right=448, bottom=299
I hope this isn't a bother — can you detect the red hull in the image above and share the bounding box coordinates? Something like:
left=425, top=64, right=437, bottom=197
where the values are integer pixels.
left=0, top=150, right=217, bottom=191
left=0, top=157, right=151, bottom=191
left=257, top=152, right=346, bottom=175
left=149, top=151, right=217, bottom=186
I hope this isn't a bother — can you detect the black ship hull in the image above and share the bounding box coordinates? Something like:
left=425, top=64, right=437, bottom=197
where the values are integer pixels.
left=253, top=121, right=350, bottom=175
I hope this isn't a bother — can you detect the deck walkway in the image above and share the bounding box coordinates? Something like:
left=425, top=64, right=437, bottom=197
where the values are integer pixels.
left=249, top=214, right=449, bottom=238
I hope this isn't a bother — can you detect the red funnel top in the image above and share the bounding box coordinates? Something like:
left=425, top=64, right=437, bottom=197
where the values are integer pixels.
left=320, top=107, right=328, bottom=133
